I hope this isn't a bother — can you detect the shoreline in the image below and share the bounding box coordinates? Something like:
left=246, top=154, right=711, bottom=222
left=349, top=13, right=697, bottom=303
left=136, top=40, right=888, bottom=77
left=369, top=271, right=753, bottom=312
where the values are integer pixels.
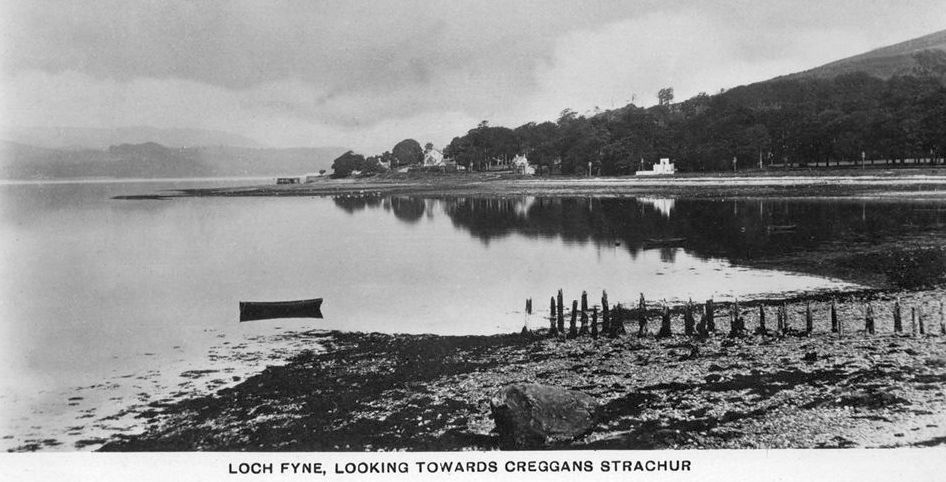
left=110, top=170, right=946, bottom=200
left=99, top=286, right=946, bottom=451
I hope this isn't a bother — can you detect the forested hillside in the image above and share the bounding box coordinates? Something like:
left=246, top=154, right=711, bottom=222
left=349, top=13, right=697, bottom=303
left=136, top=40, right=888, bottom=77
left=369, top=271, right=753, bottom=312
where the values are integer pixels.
left=445, top=72, right=946, bottom=175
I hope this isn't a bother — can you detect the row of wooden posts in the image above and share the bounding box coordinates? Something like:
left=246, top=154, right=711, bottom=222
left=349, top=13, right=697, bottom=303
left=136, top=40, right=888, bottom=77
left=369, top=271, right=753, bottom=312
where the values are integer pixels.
left=523, top=292, right=946, bottom=338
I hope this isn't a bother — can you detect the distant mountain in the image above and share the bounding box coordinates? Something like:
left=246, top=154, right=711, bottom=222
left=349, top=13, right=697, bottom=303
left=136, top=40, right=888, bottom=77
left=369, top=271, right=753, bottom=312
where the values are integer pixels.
left=778, top=29, right=946, bottom=82
left=0, top=141, right=347, bottom=180
left=2, top=126, right=266, bottom=150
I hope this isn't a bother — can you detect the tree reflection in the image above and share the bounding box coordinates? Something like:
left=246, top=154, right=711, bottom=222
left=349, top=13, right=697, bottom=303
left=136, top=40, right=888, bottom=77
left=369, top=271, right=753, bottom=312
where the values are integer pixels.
left=332, top=194, right=946, bottom=271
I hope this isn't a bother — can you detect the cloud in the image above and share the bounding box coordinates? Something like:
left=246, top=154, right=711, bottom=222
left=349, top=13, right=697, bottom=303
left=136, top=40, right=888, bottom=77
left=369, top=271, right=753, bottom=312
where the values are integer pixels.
left=0, top=69, right=481, bottom=152
left=2, top=1, right=946, bottom=151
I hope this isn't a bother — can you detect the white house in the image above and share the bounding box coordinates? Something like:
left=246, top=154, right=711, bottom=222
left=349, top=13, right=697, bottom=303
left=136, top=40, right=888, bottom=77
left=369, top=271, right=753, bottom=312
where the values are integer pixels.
left=512, top=154, right=535, bottom=175
left=636, top=158, right=676, bottom=176
left=423, top=148, right=445, bottom=167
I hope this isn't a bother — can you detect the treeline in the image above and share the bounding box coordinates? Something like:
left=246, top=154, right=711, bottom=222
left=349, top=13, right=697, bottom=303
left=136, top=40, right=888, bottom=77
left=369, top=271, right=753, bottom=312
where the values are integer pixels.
left=444, top=71, right=946, bottom=174
left=331, top=139, right=429, bottom=177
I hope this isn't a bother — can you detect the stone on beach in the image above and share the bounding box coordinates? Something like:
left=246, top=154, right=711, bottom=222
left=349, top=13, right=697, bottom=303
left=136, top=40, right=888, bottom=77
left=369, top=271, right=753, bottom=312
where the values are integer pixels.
left=489, top=383, right=599, bottom=449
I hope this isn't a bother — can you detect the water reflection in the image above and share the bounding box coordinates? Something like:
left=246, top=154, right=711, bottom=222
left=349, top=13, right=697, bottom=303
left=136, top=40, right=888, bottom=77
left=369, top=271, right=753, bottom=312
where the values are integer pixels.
left=331, top=194, right=946, bottom=268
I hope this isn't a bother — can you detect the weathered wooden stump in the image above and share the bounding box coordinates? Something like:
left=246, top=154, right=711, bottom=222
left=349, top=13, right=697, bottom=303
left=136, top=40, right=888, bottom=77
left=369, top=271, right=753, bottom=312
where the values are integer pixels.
left=830, top=300, right=838, bottom=333
left=757, top=304, right=767, bottom=334
left=782, top=303, right=791, bottom=333
left=549, top=296, right=557, bottom=336
left=919, top=307, right=926, bottom=335
left=637, top=293, right=648, bottom=337
left=657, top=305, right=672, bottom=338
left=696, top=305, right=708, bottom=336
left=805, top=300, right=813, bottom=335
left=579, top=308, right=589, bottom=336
left=610, top=304, right=625, bottom=338
left=684, top=299, right=695, bottom=336
left=578, top=291, right=589, bottom=335
left=601, top=291, right=610, bottom=334
left=706, top=299, right=716, bottom=332
left=591, top=307, right=599, bottom=338
left=569, top=300, right=578, bottom=338
left=865, top=303, right=875, bottom=335
left=526, top=298, right=533, bottom=315
left=911, top=307, right=917, bottom=336
left=557, top=290, right=565, bottom=334
left=893, top=298, right=902, bottom=333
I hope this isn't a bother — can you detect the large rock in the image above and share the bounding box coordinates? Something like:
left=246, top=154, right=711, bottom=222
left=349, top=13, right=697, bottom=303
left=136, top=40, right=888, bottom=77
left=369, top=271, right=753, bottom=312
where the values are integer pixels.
left=490, top=383, right=598, bottom=449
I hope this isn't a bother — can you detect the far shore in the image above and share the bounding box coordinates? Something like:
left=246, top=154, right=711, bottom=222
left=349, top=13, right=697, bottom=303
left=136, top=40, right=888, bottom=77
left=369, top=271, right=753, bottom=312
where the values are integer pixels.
left=145, top=168, right=946, bottom=200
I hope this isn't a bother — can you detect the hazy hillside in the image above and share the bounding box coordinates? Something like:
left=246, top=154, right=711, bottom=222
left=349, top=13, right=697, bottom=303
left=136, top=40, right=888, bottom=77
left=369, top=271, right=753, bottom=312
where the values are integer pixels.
left=778, top=29, right=946, bottom=82
left=0, top=141, right=346, bottom=180
left=2, top=126, right=266, bottom=150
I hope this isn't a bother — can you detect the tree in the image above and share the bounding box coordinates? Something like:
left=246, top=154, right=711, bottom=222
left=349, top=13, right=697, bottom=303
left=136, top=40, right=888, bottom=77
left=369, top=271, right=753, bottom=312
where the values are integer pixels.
left=424, top=142, right=434, bottom=153
left=391, top=139, right=424, bottom=167
left=658, top=87, right=674, bottom=107
left=330, top=151, right=366, bottom=178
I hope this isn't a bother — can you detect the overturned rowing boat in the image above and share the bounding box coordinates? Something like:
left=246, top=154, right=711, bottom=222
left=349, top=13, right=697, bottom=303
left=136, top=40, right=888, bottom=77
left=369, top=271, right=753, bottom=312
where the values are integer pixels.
left=239, top=298, right=323, bottom=322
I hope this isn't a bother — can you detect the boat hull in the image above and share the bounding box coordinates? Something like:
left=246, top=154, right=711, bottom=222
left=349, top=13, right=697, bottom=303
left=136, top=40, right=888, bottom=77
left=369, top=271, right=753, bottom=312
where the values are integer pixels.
left=239, top=298, right=323, bottom=322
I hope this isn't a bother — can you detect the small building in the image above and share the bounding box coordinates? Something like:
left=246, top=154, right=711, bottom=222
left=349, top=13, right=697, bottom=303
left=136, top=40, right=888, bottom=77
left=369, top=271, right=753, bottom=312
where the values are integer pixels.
left=423, top=149, right=445, bottom=167
left=636, top=158, right=676, bottom=176
left=304, top=172, right=325, bottom=183
left=512, top=154, right=535, bottom=175
left=276, top=177, right=300, bottom=184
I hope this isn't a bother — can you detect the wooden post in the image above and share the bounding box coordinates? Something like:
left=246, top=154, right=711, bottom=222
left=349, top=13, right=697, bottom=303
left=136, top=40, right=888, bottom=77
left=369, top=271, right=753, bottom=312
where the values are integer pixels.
left=734, top=299, right=744, bottom=335
left=638, top=293, right=648, bottom=337
left=684, top=299, right=695, bottom=335
left=919, top=307, right=925, bottom=335
left=591, top=307, right=599, bottom=338
left=658, top=304, right=672, bottom=337
left=894, top=298, right=902, bottom=333
left=579, top=306, right=589, bottom=335
left=911, top=307, right=917, bottom=336
left=610, top=303, right=624, bottom=338
left=783, top=303, right=791, bottom=333
left=837, top=302, right=843, bottom=337
left=579, top=291, right=589, bottom=335
left=758, top=304, right=766, bottom=334
left=569, top=300, right=578, bottom=338
left=549, top=296, right=557, bottom=336
left=805, top=300, right=813, bottom=335
left=526, top=298, right=532, bottom=315
left=696, top=305, right=709, bottom=336
left=866, top=303, right=875, bottom=335
left=706, top=298, right=716, bottom=332
left=557, top=290, right=565, bottom=334
left=602, top=291, right=611, bottom=333
left=830, top=299, right=838, bottom=333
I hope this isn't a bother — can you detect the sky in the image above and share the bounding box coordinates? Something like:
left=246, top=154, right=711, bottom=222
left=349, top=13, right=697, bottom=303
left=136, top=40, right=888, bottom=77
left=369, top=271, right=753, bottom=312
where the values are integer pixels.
left=1, top=1, right=945, bottom=153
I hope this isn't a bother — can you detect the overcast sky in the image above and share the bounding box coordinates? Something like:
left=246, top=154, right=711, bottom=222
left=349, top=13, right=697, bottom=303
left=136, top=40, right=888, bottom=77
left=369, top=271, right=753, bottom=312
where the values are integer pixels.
left=2, top=1, right=945, bottom=152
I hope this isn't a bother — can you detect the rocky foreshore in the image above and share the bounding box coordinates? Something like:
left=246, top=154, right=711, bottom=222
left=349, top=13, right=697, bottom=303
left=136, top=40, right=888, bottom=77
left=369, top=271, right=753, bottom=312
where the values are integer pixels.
left=100, top=288, right=946, bottom=451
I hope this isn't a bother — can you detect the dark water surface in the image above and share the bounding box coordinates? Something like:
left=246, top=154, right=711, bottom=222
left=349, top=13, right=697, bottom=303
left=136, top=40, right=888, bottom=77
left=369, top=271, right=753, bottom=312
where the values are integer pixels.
left=3, top=180, right=945, bottom=450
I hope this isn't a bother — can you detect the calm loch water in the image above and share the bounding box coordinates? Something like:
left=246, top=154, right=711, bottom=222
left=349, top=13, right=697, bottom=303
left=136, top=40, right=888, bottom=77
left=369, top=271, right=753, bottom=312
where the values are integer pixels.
left=2, top=180, right=944, bottom=450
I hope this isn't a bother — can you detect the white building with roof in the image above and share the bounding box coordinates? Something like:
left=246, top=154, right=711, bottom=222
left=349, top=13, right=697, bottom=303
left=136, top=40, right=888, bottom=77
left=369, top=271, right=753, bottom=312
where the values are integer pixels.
left=636, top=158, right=676, bottom=176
